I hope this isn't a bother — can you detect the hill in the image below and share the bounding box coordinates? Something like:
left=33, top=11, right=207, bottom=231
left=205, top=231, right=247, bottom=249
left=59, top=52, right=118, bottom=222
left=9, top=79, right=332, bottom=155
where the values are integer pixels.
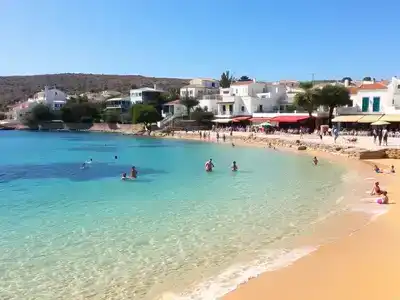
left=0, top=73, right=190, bottom=109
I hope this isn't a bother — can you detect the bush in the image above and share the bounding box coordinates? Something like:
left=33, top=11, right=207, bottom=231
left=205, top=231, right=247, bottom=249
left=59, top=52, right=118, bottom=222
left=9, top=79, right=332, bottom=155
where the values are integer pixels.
left=132, top=104, right=161, bottom=126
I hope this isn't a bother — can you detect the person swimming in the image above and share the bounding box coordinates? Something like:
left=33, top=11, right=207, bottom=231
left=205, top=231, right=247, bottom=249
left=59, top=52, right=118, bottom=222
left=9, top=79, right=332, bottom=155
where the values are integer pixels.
left=130, top=166, right=138, bottom=179
left=115, top=155, right=118, bottom=160
left=313, top=157, right=318, bottom=166
left=371, top=181, right=386, bottom=195
left=121, top=172, right=127, bottom=180
left=391, top=165, right=395, bottom=173
left=205, top=159, right=214, bottom=172
left=231, top=161, right=238, bottom=172
left=232, top=142, right=235, bottom=147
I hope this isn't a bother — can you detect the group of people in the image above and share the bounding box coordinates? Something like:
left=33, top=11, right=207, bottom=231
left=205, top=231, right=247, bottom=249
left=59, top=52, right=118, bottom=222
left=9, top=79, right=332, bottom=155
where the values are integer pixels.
left=121, top=166, right=137, bottom=180
left=204, top=159, right=238, bottom=172
left=372, top=128, right=389, bottom=146
left=370, top=164, right=396, bottom=205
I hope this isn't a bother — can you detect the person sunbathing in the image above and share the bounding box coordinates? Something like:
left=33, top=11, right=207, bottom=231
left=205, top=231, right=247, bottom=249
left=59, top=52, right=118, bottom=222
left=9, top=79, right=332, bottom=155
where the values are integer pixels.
left=373, top=165, right=382, bottom=173
left=371, top=182, right=386, bottom=195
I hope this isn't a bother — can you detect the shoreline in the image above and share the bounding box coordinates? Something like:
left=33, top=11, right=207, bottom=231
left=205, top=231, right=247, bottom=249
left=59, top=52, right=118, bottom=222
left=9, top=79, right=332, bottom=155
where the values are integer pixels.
left=222, top=159, right=399, bottom=300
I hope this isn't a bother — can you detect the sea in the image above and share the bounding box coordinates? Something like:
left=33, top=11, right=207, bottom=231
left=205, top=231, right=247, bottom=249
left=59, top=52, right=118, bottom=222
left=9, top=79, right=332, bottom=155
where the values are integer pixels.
left=0, top=131, right=382, bottom=300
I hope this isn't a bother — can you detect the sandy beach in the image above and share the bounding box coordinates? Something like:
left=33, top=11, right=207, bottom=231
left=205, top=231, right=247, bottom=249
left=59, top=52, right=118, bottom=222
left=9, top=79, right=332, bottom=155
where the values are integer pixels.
left=223, top=159, right=399, bottom=300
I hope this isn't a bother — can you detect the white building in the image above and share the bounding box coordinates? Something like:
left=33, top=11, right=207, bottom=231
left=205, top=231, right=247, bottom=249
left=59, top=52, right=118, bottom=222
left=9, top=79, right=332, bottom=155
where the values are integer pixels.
left=28, top=86, right=67, bottom=110
left=130, top=87, right=164, bottom=104
left=180, top=78, right=220, bottom=99
left=161, top=100, right=187, bottom=118
left=105, top=97, right=132, bottom=111
left=197, top=80, right=289, bottom=119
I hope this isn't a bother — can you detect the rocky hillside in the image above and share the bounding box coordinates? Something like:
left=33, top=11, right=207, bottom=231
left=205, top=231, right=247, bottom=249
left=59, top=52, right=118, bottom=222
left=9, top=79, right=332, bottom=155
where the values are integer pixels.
left=0, top=73, right=189, bottom=109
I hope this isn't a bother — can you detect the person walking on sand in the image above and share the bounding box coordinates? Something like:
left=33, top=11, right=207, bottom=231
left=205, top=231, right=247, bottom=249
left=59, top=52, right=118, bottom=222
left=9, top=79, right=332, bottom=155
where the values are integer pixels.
left=378, top=129, right=383, bottom=146
left=382, top=127, right=388, bottom=146
left=372, top=128, right=377, bottom=144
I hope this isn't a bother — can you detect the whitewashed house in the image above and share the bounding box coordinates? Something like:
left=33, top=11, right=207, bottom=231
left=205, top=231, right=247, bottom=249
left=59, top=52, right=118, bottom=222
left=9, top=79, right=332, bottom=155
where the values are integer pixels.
left=334, top=77, right=400, bottom=123
left=28, top=86, right=67, bottom=110
left=130, top=86, right=164, bottom=104
left=180, top=78, right=220, bottom=99
left=161, top=100, right=187, bottom=118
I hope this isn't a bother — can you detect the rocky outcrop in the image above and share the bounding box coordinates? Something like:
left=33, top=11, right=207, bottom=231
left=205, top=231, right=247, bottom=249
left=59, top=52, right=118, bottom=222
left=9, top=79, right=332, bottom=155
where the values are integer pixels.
left=385, top=149, right=400, bottom=159
left=297, top=145, right=307, bottom=150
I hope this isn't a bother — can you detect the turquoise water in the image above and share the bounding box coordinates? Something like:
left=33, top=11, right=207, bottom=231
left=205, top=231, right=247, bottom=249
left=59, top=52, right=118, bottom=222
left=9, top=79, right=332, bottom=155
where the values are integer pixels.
left=0, top=131, right=348, bottom=299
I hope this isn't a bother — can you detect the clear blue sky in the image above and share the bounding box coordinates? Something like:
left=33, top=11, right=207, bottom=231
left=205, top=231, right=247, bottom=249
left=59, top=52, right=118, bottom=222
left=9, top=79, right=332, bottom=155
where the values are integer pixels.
left=1, top=0, right=399, bottom=81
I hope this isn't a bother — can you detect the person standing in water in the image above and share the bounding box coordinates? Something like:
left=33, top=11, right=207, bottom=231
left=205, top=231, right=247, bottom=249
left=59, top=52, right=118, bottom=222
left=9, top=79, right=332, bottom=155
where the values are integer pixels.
left=130, top=166, right=138, bottom=179
left=205, top=159, right=215, bottom=172
left=231, top=161, right=238, bottom=172
left=313, top=157, right=318, bottom=166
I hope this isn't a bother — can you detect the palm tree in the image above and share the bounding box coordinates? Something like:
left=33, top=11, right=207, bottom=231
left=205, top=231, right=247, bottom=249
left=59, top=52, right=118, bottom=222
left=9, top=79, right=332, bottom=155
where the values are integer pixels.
left=318, top=85, right=352, bottom=127
left=294, top=81, right=319, bottom=117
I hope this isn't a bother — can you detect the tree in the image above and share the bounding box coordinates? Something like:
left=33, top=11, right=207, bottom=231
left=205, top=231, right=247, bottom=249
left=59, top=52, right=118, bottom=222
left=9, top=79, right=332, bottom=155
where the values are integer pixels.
left=318, top=85, right=352, bottom=127
left=294, top=81, right=320, bottom=117
left=238, top=75, right=251, bottom=82
left=363, top=76, right=372, bottom=81
left=68, top=95, right=89, bottom=104
left=179, top=95, right=199, bottom=118
left=341, top=77, right=352, bottom=83
left=0, top=112, right=6, bottom=120
left=219, top=71, right=234, bottom=88
left=31, top=103, right=55, bottom=122
left=131, top=104, right=161, bottom=128
left=103, top=110, right=120, bottom=124
left=61, top=102, right=98, bottom=123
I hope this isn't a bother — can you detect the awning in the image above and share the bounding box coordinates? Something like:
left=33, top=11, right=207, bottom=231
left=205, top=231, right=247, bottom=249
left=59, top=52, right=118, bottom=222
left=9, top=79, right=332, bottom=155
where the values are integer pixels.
left=357, top=115, right=383, bottom=123
left=232, top=116, right=251, bottom=122
left=270, top=116, right=310, bottom=123
left=380, top=114, right=400, bottom=122
left=211, top=118, right=233, bottom=123
left=250, top=117, right=271, bottom=122
left=331, top=115, right=363, bottom=122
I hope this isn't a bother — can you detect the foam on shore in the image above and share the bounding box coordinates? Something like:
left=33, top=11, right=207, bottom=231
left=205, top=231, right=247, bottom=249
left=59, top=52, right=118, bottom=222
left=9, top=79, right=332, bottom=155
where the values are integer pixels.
left=166, top=247, right=317, bottom=300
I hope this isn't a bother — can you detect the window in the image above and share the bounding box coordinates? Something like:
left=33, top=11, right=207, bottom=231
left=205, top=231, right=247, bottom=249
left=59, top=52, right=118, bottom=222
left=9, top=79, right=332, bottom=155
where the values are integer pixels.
left=262, top=87, right=267, bottom=93
left=397, top=84, right=400, bottom=89
left=204, top=106, right=208, bottom=112
left=393, top=98, right=395, bottom=105
left=223, top=90, right=229, bottom=94
left=236, top=89, right=238, bottom=94
left=189, top=90, right=193, bottom=96
left=211, top=82, right=215, bottom=87
left=362, top=97, right=369, bottom=112
left=138, top=93, right=142, bottom=97
left=372, top=97, right=380, bottom=112
left=241, top=106, right=245, bottom=112
left=222, top=105, right=226, bottom=112
left=229, top=105, right=233, bottom=113
left=259, top=104, right=263, bottom=112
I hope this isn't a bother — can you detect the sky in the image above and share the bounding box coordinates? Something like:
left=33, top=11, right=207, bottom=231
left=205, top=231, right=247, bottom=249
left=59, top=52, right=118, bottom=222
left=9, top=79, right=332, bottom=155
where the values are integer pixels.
left=1, top=0, right=399, bottom=81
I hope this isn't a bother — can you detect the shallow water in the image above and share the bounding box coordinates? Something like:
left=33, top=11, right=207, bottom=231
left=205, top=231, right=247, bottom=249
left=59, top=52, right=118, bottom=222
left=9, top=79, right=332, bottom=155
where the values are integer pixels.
left=0, top=131, right=363, bottom=299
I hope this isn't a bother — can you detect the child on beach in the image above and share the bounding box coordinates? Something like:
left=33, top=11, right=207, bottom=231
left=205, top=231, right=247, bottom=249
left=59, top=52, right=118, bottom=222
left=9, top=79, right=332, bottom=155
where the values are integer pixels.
left=377, top=191, right=389, bottom=204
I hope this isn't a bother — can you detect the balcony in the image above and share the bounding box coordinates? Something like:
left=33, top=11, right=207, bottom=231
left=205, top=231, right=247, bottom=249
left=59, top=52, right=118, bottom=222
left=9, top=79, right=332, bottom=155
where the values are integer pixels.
left=199, top=94, right=222, bottom=100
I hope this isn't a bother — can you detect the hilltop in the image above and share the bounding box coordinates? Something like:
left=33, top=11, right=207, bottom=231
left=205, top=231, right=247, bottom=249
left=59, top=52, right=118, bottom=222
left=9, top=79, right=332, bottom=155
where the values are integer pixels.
left=0, top=73, right=190, bottom=109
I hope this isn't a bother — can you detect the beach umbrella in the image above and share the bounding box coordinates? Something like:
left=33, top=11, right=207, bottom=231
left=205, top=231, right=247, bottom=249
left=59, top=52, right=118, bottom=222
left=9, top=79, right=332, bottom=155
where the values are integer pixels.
left=371, top=120, right=390, bottom=126
left=259, top=122, right=272, bottom=127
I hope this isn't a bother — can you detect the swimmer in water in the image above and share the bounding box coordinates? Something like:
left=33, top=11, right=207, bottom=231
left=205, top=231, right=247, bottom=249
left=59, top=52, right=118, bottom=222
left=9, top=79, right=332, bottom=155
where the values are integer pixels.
left=115, top=155, right=118, bottom=160
left=205, top=159, right=214, bottom=172
left=231, top=161, right=238, bottom=172
left=232, top=142, right=235, bottom=147
left=130, top=166, right=137, bottom=179
left=121, top=172, right=127, bottom=180
left=81, top=162, right=86, bottom=169
left=390, top=165, right=395, bottom=173
left=313, top=156, right=318, bottom=166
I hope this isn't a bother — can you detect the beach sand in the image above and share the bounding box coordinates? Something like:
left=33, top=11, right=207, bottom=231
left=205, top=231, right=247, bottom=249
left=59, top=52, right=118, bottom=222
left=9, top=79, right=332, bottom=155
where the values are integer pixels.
left=223, top=159, right=400, bottom=300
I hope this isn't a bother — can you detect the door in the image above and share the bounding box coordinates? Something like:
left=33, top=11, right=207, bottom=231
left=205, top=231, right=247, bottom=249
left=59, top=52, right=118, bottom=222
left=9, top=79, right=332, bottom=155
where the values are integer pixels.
left=372, top=97, right=380, bottom=112
left=362, top=97, right=369, bottom=112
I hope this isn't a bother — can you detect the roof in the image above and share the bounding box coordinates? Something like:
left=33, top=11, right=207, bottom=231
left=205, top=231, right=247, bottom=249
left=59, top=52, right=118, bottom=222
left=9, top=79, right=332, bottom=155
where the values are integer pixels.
left=181, top=84, right=207, bottom=88
left=231, top=81, right=254, bottom=86
left=131, top=87, right=164, bottom=92
left=270, top=115, right=311, bottom=123
left=348, top=87, right=359, bottom=95
left=164, top=100, right=181, bottom=105
left=106, top=97, right=130, bottom=101
left=358, top=83, right=387, bottom=90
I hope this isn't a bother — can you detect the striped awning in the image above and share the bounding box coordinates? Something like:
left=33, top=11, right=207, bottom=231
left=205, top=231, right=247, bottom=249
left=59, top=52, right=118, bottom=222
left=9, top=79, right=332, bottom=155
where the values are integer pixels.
left=380, top=114, right=400, bottom=122
left=357, top=115, right=383, bottom=123
left=331, top=115, right=363, bottom=122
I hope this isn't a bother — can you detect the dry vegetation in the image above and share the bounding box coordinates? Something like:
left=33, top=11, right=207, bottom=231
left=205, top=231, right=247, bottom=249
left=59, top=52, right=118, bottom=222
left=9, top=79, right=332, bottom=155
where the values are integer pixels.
left=0, top=73, right=189, bottom=109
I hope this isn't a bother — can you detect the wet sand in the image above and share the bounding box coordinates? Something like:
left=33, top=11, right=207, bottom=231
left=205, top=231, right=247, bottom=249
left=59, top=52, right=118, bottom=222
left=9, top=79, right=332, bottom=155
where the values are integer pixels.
left=223, top=159, right=400, bottom=300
